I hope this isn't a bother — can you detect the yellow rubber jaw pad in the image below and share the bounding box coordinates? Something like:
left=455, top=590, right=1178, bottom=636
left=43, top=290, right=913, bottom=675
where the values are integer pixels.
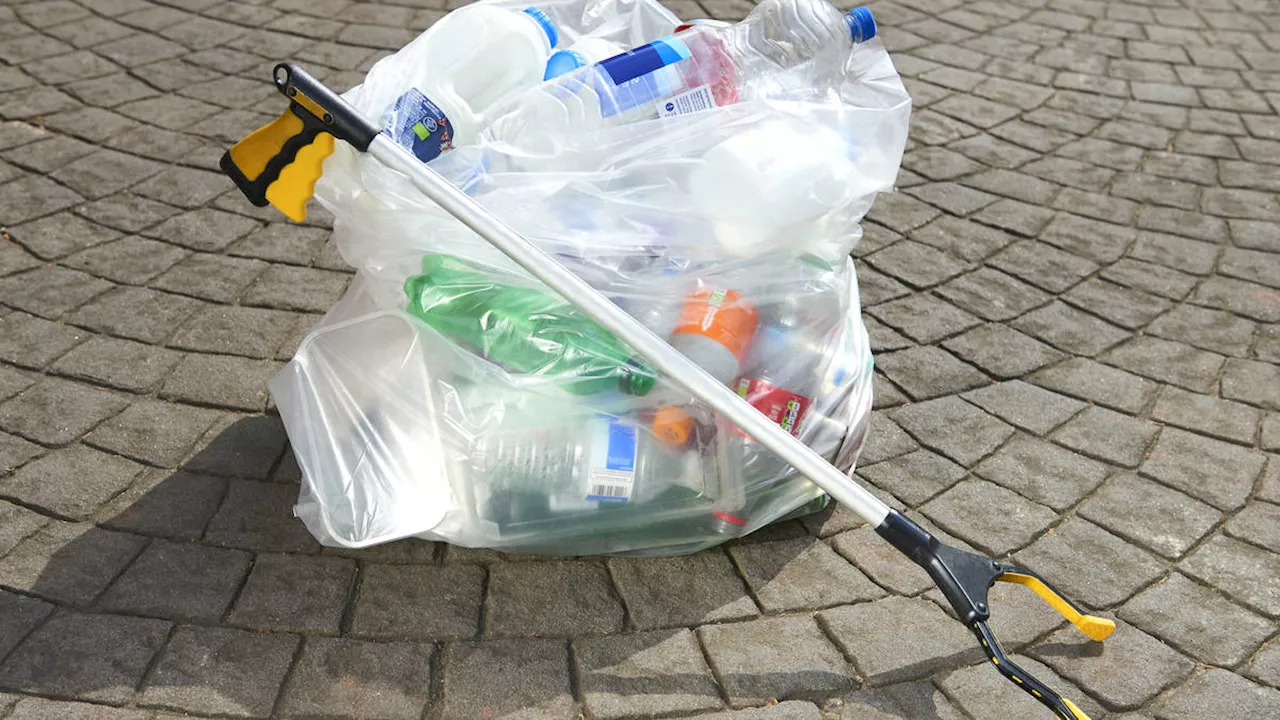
left=999, top=572, right=1116, bottom=642
left=228, top=110, right=304, bottom=183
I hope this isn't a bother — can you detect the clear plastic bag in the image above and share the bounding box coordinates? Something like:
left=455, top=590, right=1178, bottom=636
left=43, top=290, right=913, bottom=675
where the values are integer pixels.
left=272, top=0, right=910, bottom=554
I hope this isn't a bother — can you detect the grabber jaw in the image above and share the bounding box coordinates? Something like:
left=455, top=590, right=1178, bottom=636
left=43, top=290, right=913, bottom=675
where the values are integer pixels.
left=220, top=63, right=378, bottom=222
left=875, top=510, right=1114, bottom=720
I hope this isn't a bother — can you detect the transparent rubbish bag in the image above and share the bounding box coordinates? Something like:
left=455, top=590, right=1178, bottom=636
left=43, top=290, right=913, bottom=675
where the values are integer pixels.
left=272, top=0, right=910, bottom=554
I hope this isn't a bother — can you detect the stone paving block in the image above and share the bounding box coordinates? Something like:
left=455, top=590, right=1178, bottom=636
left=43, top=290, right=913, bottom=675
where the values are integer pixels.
left=700, top=614, right=854, bottom=705
left=182, top=414, right=287, bottom=480
left=909, top=215, right=1017, bottom=263
left=98, top=538, right=250, bottom=621
left=819, top=596, right=979, bottom=685
left=1041, top=213, right=1137, bottom=264
left=922, top=477, right=1057, bottom=556
left=1063, top=278, right=1174, bottom=330
left=97, top=468, right=227, bottom=541
left=1100, top=258, right=1197, bottom=301
left=0, top=266, right=114, bottom=321
left=1225, top=501, right=1280, bottom=554
left=1119, top=572, right=1274, bottom=668
left=942, top=324, right=1064, bottom=380
left=856, top=449, right=966, bottom=506
left=1147, top=667, right=1280, bottom=719
left=280, top=637, right=433, bottom=720
left=2, top=444, right=143, bottom=521
left=938, top=654, right=1105, bottom=720
left=130, top=166, right=229, bottom=211
left=50, top=148, right=167, bottom=200
left=607, top=551, right=758, bottom=630
left=864, top=191, right=942, bottom=234
left=904, top=181, right=997, bottom=216
left=855, top=416, right=917, bottom=466
left=225, top=553, right=354, bottom=634
left=348, top=563, right=481, bottom=640
left=961, top=380, right=1085, bottom=436
left=8, top=212, right=120, bottom=260
left=830, top=526, right=932, bottom=596
left=1029, top=620, right=1192, bottom=711
left=0, top=609, right=170, bottom=705
left=70, top=286, right=206, bottom=344
left=51, top=335, right=184, bottom=393
left=0, top=363, right=34, bottom=405
left=1246, top=640, right=1280, bottom=688
left=227, top=223, right=330, bottom=264
left=889, top=396, right=1014, bottom=467
left=1131, top=231, right=1221, bottom=275
left=1181, top=534, right=1280, bottom=618
left=1140, top=427, right=1264, bottom=511
left=141, top=625, right=298, bottom=718
left=0, top=520, right=146, bottom=606
left=242, top=264, right=350, bottom=313
left=828, top=682, right=965, bottom=720
left=204, top=479, right=320, bottom=553
left=864, top=241, right=971, bottom=289
left=487, top=560, right=623, bottom=637
left=854, top=265, right=910, bottom=307
left=1032, top=356, right=1159, bottom=414
left=0, top=175, right=84, bottom=226
left=84, top=400, right=220, bottom=468
left=1101, top=336, right=1226, bottom=393
left=0, top=590, right=53, bottom=662
left=161, top=354, right=281, bottom=412
left=1222, top=358, right=1280, bottom=411
left=168, top=305, right=298, bottom=359
left=142, top=207, right=260, bottom=252
left=973, top=198, right=1057, bottom=237
left=1079, top=473, right=1222, bottom=560
left=575, top=629, right=722, bottom=719
left=1193, top=278, right=1280, bottom=324
left=0, top=376, right=129, bottom=447
left=874, top=346, right=989, bottom=401
left=0, top=428, right=42, bottom=475
left=0, top=499, right=47, bottom=557
left=1015, top=518, right=1165, bottom=609
left=64, top=236, right=191, bottom=285
left=867, top=292, right=981, bottom=344
left=152, top=253, right=267, bottom=303
left=1053, top=406, right=1160, bottom=467
left=1265, top=418, right=1280, bottom=454
left=1152, top=386, right=1261, bottom=445
left=1013, top=301, right=1131, bottom=357
left=728, top=537, right=883, bottom=612
left=936, top=267, right=1051, bottom=322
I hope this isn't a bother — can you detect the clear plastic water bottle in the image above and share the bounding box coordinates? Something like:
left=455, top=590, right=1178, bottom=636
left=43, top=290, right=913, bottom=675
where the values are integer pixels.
left=481, top=1, right=877, bottom=153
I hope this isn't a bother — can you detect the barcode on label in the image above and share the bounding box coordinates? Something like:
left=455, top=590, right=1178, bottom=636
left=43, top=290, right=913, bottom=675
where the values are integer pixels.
left=587, top=484, right=629, bottom=501
left=658, top=85, right=716, bottom=118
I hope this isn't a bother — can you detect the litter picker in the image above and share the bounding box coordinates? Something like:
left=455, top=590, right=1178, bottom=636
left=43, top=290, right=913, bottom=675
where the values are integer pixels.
left=222, top=63, right=1114, bottom=720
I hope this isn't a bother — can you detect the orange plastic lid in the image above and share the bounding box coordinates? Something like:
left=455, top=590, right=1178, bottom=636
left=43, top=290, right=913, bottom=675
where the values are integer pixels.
left=652, top=406, right=695, bottom=448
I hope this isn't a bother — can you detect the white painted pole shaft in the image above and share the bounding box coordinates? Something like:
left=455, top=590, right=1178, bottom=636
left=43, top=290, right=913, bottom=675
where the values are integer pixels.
left=369, top=134, right=892, bottom=528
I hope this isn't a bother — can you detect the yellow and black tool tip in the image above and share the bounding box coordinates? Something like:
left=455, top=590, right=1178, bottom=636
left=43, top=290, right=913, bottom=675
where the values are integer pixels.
left=220, top=63, right=378, bottom=223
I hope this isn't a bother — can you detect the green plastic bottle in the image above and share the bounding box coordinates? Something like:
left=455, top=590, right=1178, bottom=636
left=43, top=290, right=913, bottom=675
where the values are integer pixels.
left=404, top=254, right=656, bottom=396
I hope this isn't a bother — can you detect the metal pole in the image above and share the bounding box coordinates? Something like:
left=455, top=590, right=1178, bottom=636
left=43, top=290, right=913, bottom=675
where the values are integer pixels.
left=368, top=134, right=891, bottom=527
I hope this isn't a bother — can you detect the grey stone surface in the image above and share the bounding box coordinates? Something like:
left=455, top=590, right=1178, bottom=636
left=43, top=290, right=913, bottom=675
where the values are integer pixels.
left=349, top=563, right=482, bottom=640
left=97, top=538, right=250, bottom=621
left=140, top=625, right=298, bottom=718
left=0, top=610, right=170, bottom=705
left=819, top=596, right=979, bottom=685
left=229, top=553, right=356, bottom=634
left=4, top=0, right=1280, bottom=714
left=1119, top=573, right=1274, bottom=668
left=1030, top=621, right=1193, bottom=711
left=699, top=615, right=855, bottom=705
left=575, top=629, right=722, bottom=719
left=440, top=638, right=572, bottom=720
left=938, top=654, right=1105, bottom=720
left=279, top=637, right=433, bottom=720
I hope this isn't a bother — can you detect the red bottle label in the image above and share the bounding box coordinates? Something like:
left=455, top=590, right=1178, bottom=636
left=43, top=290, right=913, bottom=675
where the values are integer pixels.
left=733, top=378, right=811, bottom=437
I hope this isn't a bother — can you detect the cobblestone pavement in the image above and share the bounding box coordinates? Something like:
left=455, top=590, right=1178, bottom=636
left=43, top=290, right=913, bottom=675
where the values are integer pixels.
left=1, top=0, right=1280, bottom=717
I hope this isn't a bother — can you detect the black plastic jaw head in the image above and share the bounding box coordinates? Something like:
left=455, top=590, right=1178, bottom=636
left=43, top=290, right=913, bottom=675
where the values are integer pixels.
left=875, top=510, right=1105, bottom=719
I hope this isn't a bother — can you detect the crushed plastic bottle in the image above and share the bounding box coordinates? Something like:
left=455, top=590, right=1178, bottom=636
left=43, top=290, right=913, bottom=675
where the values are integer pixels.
left=481, top=0, right=877, bottom=153
left=403, top=254, right=656, bottom=396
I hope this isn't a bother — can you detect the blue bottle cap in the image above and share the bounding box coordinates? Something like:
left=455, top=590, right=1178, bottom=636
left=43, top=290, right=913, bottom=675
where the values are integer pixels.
left=522, top=7, right=559, bottom=48
left=543, top=49, right=587, bottom=80
left=844, top=6, right=876, bottom=44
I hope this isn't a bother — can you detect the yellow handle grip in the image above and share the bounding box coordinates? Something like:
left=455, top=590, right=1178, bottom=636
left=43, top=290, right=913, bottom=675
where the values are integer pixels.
left=220, top=106, right=334, bottom=222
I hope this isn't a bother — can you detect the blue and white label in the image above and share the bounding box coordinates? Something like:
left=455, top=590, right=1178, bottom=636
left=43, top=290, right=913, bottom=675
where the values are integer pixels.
left=595, top=36, right=692, bottom=118
left=658, top=84, right=715, bottom=118
left=585, top=415, right=637, bottom=502
left=383, top=88, right=454, bottom=163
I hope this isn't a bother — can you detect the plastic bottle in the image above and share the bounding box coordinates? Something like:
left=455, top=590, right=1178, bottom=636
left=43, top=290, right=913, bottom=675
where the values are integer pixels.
left=403, top=254, right=655, bottom=396
left=373, top=5, right=559, bottom=163
left=481, top=1, right=876, bottom=153
left=544, top=37, right=625, bottom=80
left=669, top=287, right=759, bottom=384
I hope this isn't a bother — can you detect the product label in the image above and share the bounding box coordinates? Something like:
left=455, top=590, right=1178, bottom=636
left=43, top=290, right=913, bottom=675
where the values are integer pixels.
left=383, top=88, right=454, bottom=163
left=658, top=84, right=716, bottom=117
left=671, top=288, right=759, bottom=361
left=585, top=415, right=636, bottom=502
left=595, top=36, right=692, bottom=118
left=734, top=378, right=812, bottom=437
